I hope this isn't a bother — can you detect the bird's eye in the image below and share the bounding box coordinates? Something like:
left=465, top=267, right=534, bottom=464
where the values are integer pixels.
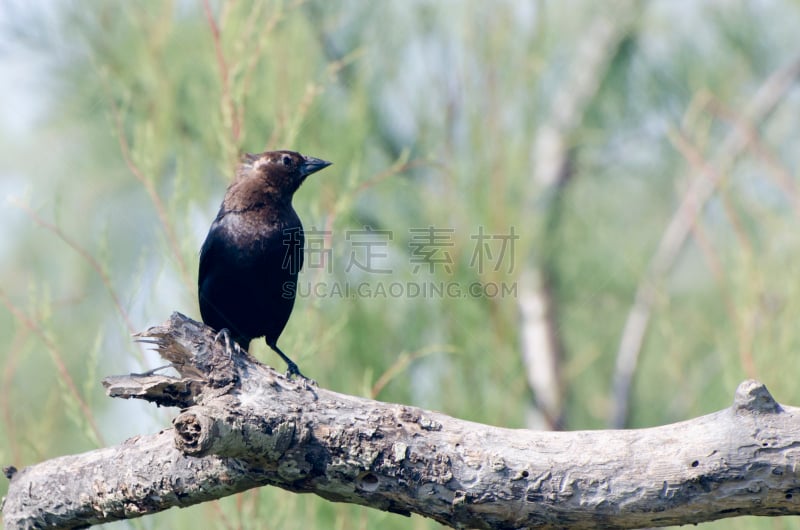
left=281, top=155, right=293, bottom=167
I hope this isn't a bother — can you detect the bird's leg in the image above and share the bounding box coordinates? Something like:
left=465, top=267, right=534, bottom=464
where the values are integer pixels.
left=267, top=341, right=310, bottom=381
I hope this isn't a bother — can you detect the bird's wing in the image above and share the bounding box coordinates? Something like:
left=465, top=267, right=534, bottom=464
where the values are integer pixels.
left=198, top=217, right=225, bottom=288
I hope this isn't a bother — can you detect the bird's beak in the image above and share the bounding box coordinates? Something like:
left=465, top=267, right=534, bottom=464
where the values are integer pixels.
left=301, top=155, right=332, bottom=177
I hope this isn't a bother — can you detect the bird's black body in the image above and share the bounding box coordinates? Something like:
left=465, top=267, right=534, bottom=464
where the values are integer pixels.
left=198, top=150, right=331, bottom=377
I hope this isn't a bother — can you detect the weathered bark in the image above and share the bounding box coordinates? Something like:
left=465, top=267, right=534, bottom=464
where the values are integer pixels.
left=3, top=313, right=800, bottom=529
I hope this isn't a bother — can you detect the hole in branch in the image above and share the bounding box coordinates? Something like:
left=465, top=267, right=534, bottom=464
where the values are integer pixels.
left=357, top=472, right=379, bottom=492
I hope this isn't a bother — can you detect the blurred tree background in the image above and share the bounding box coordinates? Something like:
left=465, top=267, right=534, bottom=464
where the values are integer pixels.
left=2, top=0, right=800, bottom=528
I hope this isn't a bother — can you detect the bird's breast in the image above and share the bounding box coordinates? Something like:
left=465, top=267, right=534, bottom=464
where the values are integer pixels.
left=215, top=208, right=303, bottom=269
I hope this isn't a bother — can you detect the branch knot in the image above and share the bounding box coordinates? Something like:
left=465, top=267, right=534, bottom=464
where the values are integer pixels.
left=733, top=379, right=782, bottom=414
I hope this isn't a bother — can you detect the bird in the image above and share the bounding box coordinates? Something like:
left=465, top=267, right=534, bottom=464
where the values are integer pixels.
left=198, top=150, right=332, bottom=378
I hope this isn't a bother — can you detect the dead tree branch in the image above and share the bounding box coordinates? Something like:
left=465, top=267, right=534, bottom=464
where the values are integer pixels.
left=3, top=313, right=800, bottom=529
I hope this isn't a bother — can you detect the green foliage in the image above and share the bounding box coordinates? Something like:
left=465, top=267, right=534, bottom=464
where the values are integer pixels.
left=2, top=1, right=800, bottom=528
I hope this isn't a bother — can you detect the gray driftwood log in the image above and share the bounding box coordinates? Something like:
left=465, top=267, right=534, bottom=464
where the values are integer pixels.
left=3, top=313, right=800, bottom=529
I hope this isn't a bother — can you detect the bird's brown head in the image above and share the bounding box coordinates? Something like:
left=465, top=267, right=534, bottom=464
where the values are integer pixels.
left=227, top=150, right=332, bottom=209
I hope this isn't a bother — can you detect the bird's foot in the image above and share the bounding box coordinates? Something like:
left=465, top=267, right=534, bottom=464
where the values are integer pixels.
left=269, top=343, right=316, bottom=386
left=213, top=328, right=239, bottom=359
left=283, top=360, right=317, bottom=386
left=285, top=361, right=315, bottom=384
left=290, top=372, right=317, bottom=387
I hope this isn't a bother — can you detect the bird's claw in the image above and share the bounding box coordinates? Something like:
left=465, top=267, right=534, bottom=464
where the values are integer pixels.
left=213, top=328, right=238, bottom=359
left=285, top=362, right=305, bottom=379
left=285, top=363, right=316, bottom=386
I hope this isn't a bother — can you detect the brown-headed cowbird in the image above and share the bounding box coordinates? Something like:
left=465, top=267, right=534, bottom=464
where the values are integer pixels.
left=198, top=150, right=332, bottom=378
